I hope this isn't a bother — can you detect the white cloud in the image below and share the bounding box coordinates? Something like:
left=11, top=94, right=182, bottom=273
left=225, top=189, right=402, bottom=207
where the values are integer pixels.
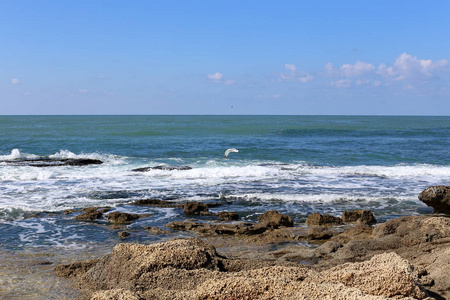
left=272, top=94, right=281, bottom=98
left=299, top=74, right=314, bottom=83
left=207, top=72, right=235, bottom=85
left=340, top=61, right=375, bottom=77
left=78, top=89, right=88, bottom=93
left=208, top=72, right=223, bottom=81
left=11, top=78, right=20, bottom=84
left=331, top=79, right=351, bottom=88
left=285, top=64, right=297, bottom=72
left=378, top=53, right=449, bottom=80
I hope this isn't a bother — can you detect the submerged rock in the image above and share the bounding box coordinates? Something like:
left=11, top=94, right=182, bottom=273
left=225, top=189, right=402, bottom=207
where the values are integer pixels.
left=131, top=165, right=192, bottom=172
left=107, top=212, right=140, bottom=224
left=218, top=211, right=239, bottom=221
left=342, top=210, right=377, bottom=225
left=418, top=186, right=450, bottom=214
left=132, top=199, right=183, bottom=208
left=74, top=207, right=105, bottom=221
left=184, top=202, right=209, bottom=215
left=306, top=212, right=344, bottom=226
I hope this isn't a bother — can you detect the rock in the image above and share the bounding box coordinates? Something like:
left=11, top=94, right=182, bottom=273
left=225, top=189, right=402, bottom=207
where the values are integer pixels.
left=80, top=238, right=222, bottom=291
left=89, top=288, right=141, bottom=300
left=308, top=252, right=426, bottom=299
left=107, top=212, right=140, bottom=224
left=0, top=158, right=103, bottom=167
left=75, top=208, right=104, bottom=221
left=131, top=165, right=192, bottom=172
left=418, top=186, right=450, bottom=214
left=257, top=210, right=294, bottom=228
left=54, top=259, right=99, bottom=278
left=183, top=202, right=209, bottom=215
left=306, top=212, right=343, bottom=226
left=132, top=198, right=183, bottom=208
left=118, top=231, right=130, bottom=238
left=145, top=227, right=171, bottom=235
left=218, top=211, right=239, bottom=221
left=307, top=226, right=340, bottom=240
left=342, top=210, right=377, bottom=225
left=166, top=220, right=268, bottom=236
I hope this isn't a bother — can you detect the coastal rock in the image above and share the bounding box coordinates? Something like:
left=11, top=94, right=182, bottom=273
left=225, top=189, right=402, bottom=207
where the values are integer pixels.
left=90, top=289, right=141, bottom=300
left=132, top=198, right=183, bottom=208
left=342, top=210, right=377, bottom=225
left=218, top=211, right=239, bottom=221
left=131, top=165, right=192, bottom=172
left=306, top=212, right=344, bottom=226
left=54, top=259, right=99, bottom=278
left=308, top=252, right=426, bottom=299
left=0, top=158, right=103, bottom=167
left=118, top=231, right=130, bottom=238
left=257, top=210, right=294, bottom=228
left=307, top=226, right=340, bottom=240
left=75, top=207, right=104, bottom=221
left=166, top=220, right=268, bottom=236
left=418, top=186, right=450, bottom=214
left=183, top=201, right=209, bottom=215
left=107, top=212, right=140, bottom=224
left=81, top=238, right=222, bottom=291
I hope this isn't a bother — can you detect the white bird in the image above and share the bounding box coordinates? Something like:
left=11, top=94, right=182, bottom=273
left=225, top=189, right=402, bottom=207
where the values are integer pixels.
left=224, top=148, right=239, bottom=158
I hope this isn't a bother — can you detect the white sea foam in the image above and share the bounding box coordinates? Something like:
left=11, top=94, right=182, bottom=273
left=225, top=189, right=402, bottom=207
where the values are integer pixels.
left=0, top=149, right=39, bottom=160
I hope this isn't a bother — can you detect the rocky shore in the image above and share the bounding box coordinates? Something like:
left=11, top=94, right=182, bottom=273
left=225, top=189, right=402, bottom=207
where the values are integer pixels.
left=54, top=186, right=450, bottom=300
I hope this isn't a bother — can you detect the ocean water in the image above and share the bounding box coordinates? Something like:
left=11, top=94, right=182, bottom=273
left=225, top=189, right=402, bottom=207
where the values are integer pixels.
left=0, top=115, right=449, bottom=253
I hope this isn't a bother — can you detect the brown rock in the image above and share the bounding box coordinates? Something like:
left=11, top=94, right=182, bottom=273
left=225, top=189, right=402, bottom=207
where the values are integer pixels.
left=107, top=212, right=140, bottom=224
left=307, top=226, right=340, bottom=240
left=418, top=186, right=450, bottom=214
left=118, top=231, right=130, bottom=238
left=218, top=211, right=239, bottom=221
left=81, top=238, right=222, bottom=291
left=54, top=259, right=99, bottom=278
left=75, top=208, right=103, bottom=221
left=342, top=210, right=377, bottom=225
left=183, top=201, right=209, bottom=215
left=132, top=198, right=183, bottom=208
left=257, top=210, right=294, bottom=228
left=306, top=212, right=343, bottom=226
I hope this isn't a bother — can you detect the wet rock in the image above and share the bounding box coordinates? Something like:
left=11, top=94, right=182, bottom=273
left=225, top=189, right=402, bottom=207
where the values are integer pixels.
left=132, top=198, right=183, bottom=208
left=166, top=220, right=268, bottom=236
left=418, top=186, right=450, bottom=214
left=257, top=210, right=294, bottom=228
left=218, top=211, right=239, bottom=221
left=131, top=165, right=192, bottom=172
left=342, top=210, right=377, bottom=225
left=307, top=226, right=340, bottom=240
left=107, top=212, right=140, bottom=224
left=0, top=158, right=103, bottom=167
left=75, top=208, right=104, bottom=221
left=145, top=227, right=171, bottom=235
left=306, top=212, right=343, bottom=226
left=183, top=202, right=209, bottom=215
left=118, top=231, right=130, bottom=238
left=54, top=259, right=99, bottom=278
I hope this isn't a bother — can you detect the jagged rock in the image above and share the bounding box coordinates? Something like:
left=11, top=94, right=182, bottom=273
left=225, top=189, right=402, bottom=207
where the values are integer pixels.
left=306, top=212, right=344, bottom=226
left=75, top=208, right=104, bottom=221
left=166, top=220, right=268, bottom=236
left=257, top=210, right=294, bottom=228
left=342, top=210, right=377, bottom=225
left=418, top=186, right=450, bottom=214
left=184, top=202, right=209, bottom=215
left=54, top=259, right=99, bottom=278
left=218, top=211, right=239, bottom=221
left=118, top=231, right=130, bottom=238
left=306, top=226, right=340, bottom=240
left=131, top=165, right=192, bottom=172
left=89, top=289, right=141, bottom=300
left=107, top=212, right=140, bottom=224
left=80, top=238, right=222, bottom=291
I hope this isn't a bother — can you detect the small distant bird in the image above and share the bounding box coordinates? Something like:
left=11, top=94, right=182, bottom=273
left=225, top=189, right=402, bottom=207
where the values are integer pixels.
left=224, top=148, right=239, bottom=158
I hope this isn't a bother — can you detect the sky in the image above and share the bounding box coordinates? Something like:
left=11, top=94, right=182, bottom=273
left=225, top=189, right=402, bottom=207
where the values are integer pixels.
left=1, top=0, right=450, bottom=115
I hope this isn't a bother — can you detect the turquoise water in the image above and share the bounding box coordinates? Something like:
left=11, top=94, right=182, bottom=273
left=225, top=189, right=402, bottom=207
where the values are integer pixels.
left=0, top=115, right=449, bottom=250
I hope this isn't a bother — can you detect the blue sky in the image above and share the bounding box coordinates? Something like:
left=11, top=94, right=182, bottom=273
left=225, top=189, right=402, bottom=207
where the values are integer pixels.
left=1, top=1, right=449, bottom=115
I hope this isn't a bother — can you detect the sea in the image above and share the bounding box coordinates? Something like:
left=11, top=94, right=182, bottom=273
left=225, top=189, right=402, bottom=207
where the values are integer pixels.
left=0, top=115, right=449, bottom=298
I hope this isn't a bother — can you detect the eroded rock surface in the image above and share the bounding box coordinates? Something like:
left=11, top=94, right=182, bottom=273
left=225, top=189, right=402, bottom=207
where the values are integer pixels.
left=419, top=186, right=450, bottom=214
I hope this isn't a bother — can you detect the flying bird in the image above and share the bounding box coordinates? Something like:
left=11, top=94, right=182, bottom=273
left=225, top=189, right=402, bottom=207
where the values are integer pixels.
left=224, top=148, right=239, bottom=158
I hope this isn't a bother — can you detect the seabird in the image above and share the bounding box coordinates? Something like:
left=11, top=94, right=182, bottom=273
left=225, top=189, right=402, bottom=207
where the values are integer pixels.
left=224, top=148, right=239, bottom=158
